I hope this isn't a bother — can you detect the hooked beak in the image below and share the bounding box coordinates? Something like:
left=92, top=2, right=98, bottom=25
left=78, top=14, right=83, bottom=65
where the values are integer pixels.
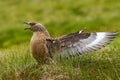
left=23, top=22, right=31, bottom=30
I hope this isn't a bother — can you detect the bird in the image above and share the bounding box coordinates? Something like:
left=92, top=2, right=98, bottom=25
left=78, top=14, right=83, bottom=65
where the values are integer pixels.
left=24, top=21, right=117, bottom=63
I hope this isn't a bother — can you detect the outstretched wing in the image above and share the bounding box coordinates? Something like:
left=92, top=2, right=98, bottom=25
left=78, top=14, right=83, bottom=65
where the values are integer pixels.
left=46, top=31, right=117, bottom=58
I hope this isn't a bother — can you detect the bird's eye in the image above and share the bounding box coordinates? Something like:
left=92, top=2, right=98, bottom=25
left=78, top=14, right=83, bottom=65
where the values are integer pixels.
left=30, top=22, right=36, bottom=25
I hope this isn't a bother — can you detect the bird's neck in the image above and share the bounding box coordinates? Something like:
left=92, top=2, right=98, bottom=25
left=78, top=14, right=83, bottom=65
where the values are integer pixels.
left=34, top=29, right=50, bottom=37
left=32, top=31, right=50, bottom=40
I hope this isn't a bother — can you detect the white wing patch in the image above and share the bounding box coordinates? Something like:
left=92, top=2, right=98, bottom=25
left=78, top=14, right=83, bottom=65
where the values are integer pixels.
left=87, top=33, right=106, bottom=47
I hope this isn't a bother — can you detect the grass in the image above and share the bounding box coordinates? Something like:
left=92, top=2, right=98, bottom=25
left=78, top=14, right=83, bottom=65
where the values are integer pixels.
left=0, top=0, right=120, bottom=80
left=0, top=40, right=120, bottom=80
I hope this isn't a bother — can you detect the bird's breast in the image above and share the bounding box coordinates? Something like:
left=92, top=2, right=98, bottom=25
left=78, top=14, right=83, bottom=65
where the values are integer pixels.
left=30, top=33, right=49, bottom=61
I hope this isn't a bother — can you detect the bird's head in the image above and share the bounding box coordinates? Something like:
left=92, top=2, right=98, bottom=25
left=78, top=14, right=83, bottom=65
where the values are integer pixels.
left=24, top=21, right=45, bottom=32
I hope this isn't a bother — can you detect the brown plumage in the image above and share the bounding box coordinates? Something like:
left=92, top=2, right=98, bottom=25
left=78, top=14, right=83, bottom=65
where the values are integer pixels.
left=24, top=22, right=117, bottom=62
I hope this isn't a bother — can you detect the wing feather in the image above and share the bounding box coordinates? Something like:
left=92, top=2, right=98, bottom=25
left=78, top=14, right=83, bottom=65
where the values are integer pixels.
left=57, top=32, right=117, bottom=58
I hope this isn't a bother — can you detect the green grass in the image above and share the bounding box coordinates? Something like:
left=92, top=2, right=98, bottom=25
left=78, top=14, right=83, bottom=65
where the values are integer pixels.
left=0, top=0, right=120, bottom=80
left=0, top=40, right=120, bottom=80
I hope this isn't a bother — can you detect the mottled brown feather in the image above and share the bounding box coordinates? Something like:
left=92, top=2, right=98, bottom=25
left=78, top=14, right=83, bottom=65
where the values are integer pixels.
left=57, top=31, right=91, bottom=48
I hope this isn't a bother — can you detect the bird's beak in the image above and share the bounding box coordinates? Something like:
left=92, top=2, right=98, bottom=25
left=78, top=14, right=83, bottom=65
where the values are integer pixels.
left=23, top=22, right=31, bottom=30
left=24, top=27, right=31, bottom=30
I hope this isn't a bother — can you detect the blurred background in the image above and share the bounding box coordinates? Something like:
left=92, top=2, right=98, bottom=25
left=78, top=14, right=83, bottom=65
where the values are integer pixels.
left=0, top=0, right=120, bottom=48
